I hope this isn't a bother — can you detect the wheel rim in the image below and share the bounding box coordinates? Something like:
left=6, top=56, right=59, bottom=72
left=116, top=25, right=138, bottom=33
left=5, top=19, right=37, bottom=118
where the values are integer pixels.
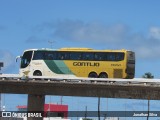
left=33, top=71, right=42, bottom=76
left=99, top=73, right=108, bottom=78
left=88, top=72, right=98, bottom=78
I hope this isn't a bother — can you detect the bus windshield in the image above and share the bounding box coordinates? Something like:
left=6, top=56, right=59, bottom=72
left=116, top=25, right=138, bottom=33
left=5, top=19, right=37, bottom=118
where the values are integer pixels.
left=21, top=51, right=33, bottom=68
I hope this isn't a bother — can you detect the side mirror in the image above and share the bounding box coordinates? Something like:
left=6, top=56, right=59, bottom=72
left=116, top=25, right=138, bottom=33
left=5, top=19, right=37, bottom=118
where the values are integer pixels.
left=16, top=56, right=22, bottom=62
left=0, top=62, right=3, bottom=67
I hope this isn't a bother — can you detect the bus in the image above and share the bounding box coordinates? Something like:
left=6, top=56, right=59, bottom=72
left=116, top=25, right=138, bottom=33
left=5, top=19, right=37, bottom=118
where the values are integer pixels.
left=16, top=48, right=135, bottom=79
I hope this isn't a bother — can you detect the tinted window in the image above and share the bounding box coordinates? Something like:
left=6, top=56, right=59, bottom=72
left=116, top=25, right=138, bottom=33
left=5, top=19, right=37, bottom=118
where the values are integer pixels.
left=45, top=52, right=57, bottom=60
left=33, top=51, right=45, bottom=60
left=94, top=53, right=106, bottom=60
left=94, top=52, right=124, bottom=61
left=82, top=52, right=94, bottom=60
left=107, top=53, right=116, bottom=61
left=57, top=52, right=70, bottom=60
left=33, top=51, right=124, bottom=61
left=70, top=52, right=82, bottom=60
left=33, top=51, right=57, bottom=60
left=116, top=52, right=124, bottom=61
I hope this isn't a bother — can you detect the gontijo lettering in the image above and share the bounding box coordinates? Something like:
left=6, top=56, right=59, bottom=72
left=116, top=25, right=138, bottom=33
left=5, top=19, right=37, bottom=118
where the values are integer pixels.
left=73, top=62, right=100, bottom=67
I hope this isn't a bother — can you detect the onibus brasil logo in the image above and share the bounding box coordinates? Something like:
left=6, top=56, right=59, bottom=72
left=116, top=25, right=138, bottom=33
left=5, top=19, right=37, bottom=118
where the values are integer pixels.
left=2, top=111, right=43, bottom=117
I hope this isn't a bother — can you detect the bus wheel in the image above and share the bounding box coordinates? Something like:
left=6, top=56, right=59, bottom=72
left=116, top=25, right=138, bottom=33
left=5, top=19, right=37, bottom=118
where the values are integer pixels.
left=88, top=72, right=98, bottom=78
left=99, top=72, right=108, bottom=78
left=33, top=70, right=42, bottom=76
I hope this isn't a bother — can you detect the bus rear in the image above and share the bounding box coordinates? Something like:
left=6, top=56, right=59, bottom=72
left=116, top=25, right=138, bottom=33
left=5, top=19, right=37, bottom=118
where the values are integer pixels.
left=126, top=51, right=135, bottom=79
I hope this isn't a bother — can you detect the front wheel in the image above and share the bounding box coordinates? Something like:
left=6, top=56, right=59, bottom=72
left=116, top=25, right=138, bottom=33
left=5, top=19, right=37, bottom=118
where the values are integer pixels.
left=33, top=71, right=42, bottom=76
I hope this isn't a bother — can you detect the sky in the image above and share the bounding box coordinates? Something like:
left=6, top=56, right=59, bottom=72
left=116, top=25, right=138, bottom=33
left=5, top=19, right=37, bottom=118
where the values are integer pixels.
left=1, top=0, right=160, bottom=119
left=1, top=0, right=160, bottom=77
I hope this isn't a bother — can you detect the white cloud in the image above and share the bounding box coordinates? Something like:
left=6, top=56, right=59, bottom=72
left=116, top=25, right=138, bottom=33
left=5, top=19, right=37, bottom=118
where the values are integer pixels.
left=30, top=20, right=160, bottom=59
left=132, top=26, right=160, bottom=59
left=149, top=27, right=160, bottom=40
left=52, top=20, right=160, bottom=59
left=136, top=46, right=159, bottom=59
left=53, top=20, right=129, bottom=43
left=25, top=36, right=46, bottom=43
left=0, top=50, right=15, bottom=73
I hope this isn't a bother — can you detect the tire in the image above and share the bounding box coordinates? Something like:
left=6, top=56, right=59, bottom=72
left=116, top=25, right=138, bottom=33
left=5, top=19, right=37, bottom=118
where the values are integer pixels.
left=88, top=72, right=98, bottom=78
left=99, top=72, right=108, bottom=78
left=33, top=71, right=42, bottom=76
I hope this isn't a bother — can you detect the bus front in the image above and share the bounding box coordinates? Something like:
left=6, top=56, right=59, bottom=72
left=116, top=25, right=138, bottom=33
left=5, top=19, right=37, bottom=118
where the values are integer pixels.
left=19, top=50, right=33, bottom=77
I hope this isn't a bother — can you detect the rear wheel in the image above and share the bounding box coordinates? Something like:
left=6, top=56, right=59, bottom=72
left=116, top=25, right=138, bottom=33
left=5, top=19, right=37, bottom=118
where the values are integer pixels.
left=99, top=72, right=108, bottom=78
left=88, top=72, right=98, bottom=78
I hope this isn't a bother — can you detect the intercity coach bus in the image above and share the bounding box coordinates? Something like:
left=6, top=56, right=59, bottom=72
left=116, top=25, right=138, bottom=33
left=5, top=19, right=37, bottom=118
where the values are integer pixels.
left=16, top=48, right=135, bottom=79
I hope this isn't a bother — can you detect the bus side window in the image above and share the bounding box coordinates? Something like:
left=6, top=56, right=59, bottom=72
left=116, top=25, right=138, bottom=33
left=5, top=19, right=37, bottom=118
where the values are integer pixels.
left=70, top=52, right=82, bottom=60
left=77, top=53, right=82, bottom=60
left=44, top=52, right=56, bottom=60
left=94, top=53, right=105, bottom=61
left=33, top=51, right=44, bottom=60
left=116, top=53, right=124, bottom=61
left=94, top=53, right=99, bottom=60
left=47, top=54, right=54, bottom=60
left=95, top=53, right=101, bottom=60
left=57, top=52, right=69, bottom=60
left=107, top=53, right=116, bottom=61
left=64, top=53, right=70, bottom=60
left=57, top=53, right=62, bottom=60
left=82, top=53, right=94, bottom=60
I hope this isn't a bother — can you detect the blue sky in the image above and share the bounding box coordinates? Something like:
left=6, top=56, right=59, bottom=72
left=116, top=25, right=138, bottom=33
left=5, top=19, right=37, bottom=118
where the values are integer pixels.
left=1, top=0, right=160, bottom=119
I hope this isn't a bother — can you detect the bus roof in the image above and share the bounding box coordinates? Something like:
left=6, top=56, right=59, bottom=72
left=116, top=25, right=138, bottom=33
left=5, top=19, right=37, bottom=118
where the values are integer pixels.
left=59, top=48, right=130, bottom=52
left=59, top=47, right=93, bottom=51
left=24, top=48, right=132, bottom=52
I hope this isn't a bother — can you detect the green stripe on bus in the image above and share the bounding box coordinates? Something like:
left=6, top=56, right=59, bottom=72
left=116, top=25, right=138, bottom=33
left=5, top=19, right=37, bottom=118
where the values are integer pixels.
left=44, top=60, right=73, bottom=74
